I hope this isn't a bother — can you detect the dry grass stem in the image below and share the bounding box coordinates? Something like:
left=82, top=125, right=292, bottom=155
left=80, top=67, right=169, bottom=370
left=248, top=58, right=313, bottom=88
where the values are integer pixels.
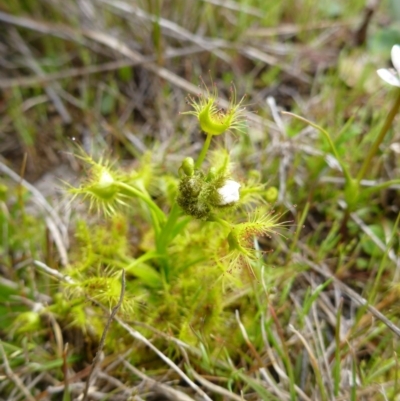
left=0, top=162, right=68, bottom=264
left=0, top=342, right=36, bottom=401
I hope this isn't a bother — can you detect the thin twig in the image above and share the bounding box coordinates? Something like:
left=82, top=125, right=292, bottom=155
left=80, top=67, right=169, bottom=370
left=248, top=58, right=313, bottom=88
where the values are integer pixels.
left=190, top=367, right=244, bottom=401
left=0, top=342, right=36, bottom=401
left=82, top=270, right=126, bottom=401
left=258, top=367, right=290, bottom=401
left=122, top=360, right=197, bottom=401
left=33, top=260, right=74, bottom=283
left=115, top=317, right=213, bottom=401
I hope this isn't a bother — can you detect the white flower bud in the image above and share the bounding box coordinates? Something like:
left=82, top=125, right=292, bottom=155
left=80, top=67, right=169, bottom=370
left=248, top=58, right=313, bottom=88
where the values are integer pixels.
left=217, top=180, right=241, bottom=205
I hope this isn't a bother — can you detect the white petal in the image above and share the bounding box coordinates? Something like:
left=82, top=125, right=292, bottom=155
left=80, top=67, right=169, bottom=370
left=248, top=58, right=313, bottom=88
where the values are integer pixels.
left=390, top=142, right=400, bottom=154
left=217, top=180, right=241, bottom=205
left=377, top=68, right=400, bottom=87
left=392, top=45, right=400, bottom=74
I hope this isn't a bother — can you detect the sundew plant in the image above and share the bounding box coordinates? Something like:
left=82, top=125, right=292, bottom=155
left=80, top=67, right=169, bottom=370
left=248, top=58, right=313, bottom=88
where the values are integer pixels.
left=65, top=82, right=285, bottom=340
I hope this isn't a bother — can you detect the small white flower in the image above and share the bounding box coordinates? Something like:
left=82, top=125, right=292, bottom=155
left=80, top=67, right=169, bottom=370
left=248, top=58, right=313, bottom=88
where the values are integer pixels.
left=377, top=44, right=400, bottom=87
left=217, top=180, right=241, bottom=205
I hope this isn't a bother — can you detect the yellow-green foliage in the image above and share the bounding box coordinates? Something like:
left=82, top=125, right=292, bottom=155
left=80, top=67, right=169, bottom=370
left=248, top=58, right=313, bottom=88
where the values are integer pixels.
left=61, top=149, right=279, bottom=359
left=72, top=214, right=129, bottom=266
left=57, top=79, right=288, bottom=364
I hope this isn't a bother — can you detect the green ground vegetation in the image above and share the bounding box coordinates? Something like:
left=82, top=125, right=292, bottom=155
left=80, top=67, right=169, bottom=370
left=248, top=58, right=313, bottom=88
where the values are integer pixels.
left=1, top=0, right=400, bottom=400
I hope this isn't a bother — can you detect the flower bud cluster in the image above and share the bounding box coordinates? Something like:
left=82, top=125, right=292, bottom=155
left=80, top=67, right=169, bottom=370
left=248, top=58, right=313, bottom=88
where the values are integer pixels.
left=177, top=157, right=241, bottom=219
